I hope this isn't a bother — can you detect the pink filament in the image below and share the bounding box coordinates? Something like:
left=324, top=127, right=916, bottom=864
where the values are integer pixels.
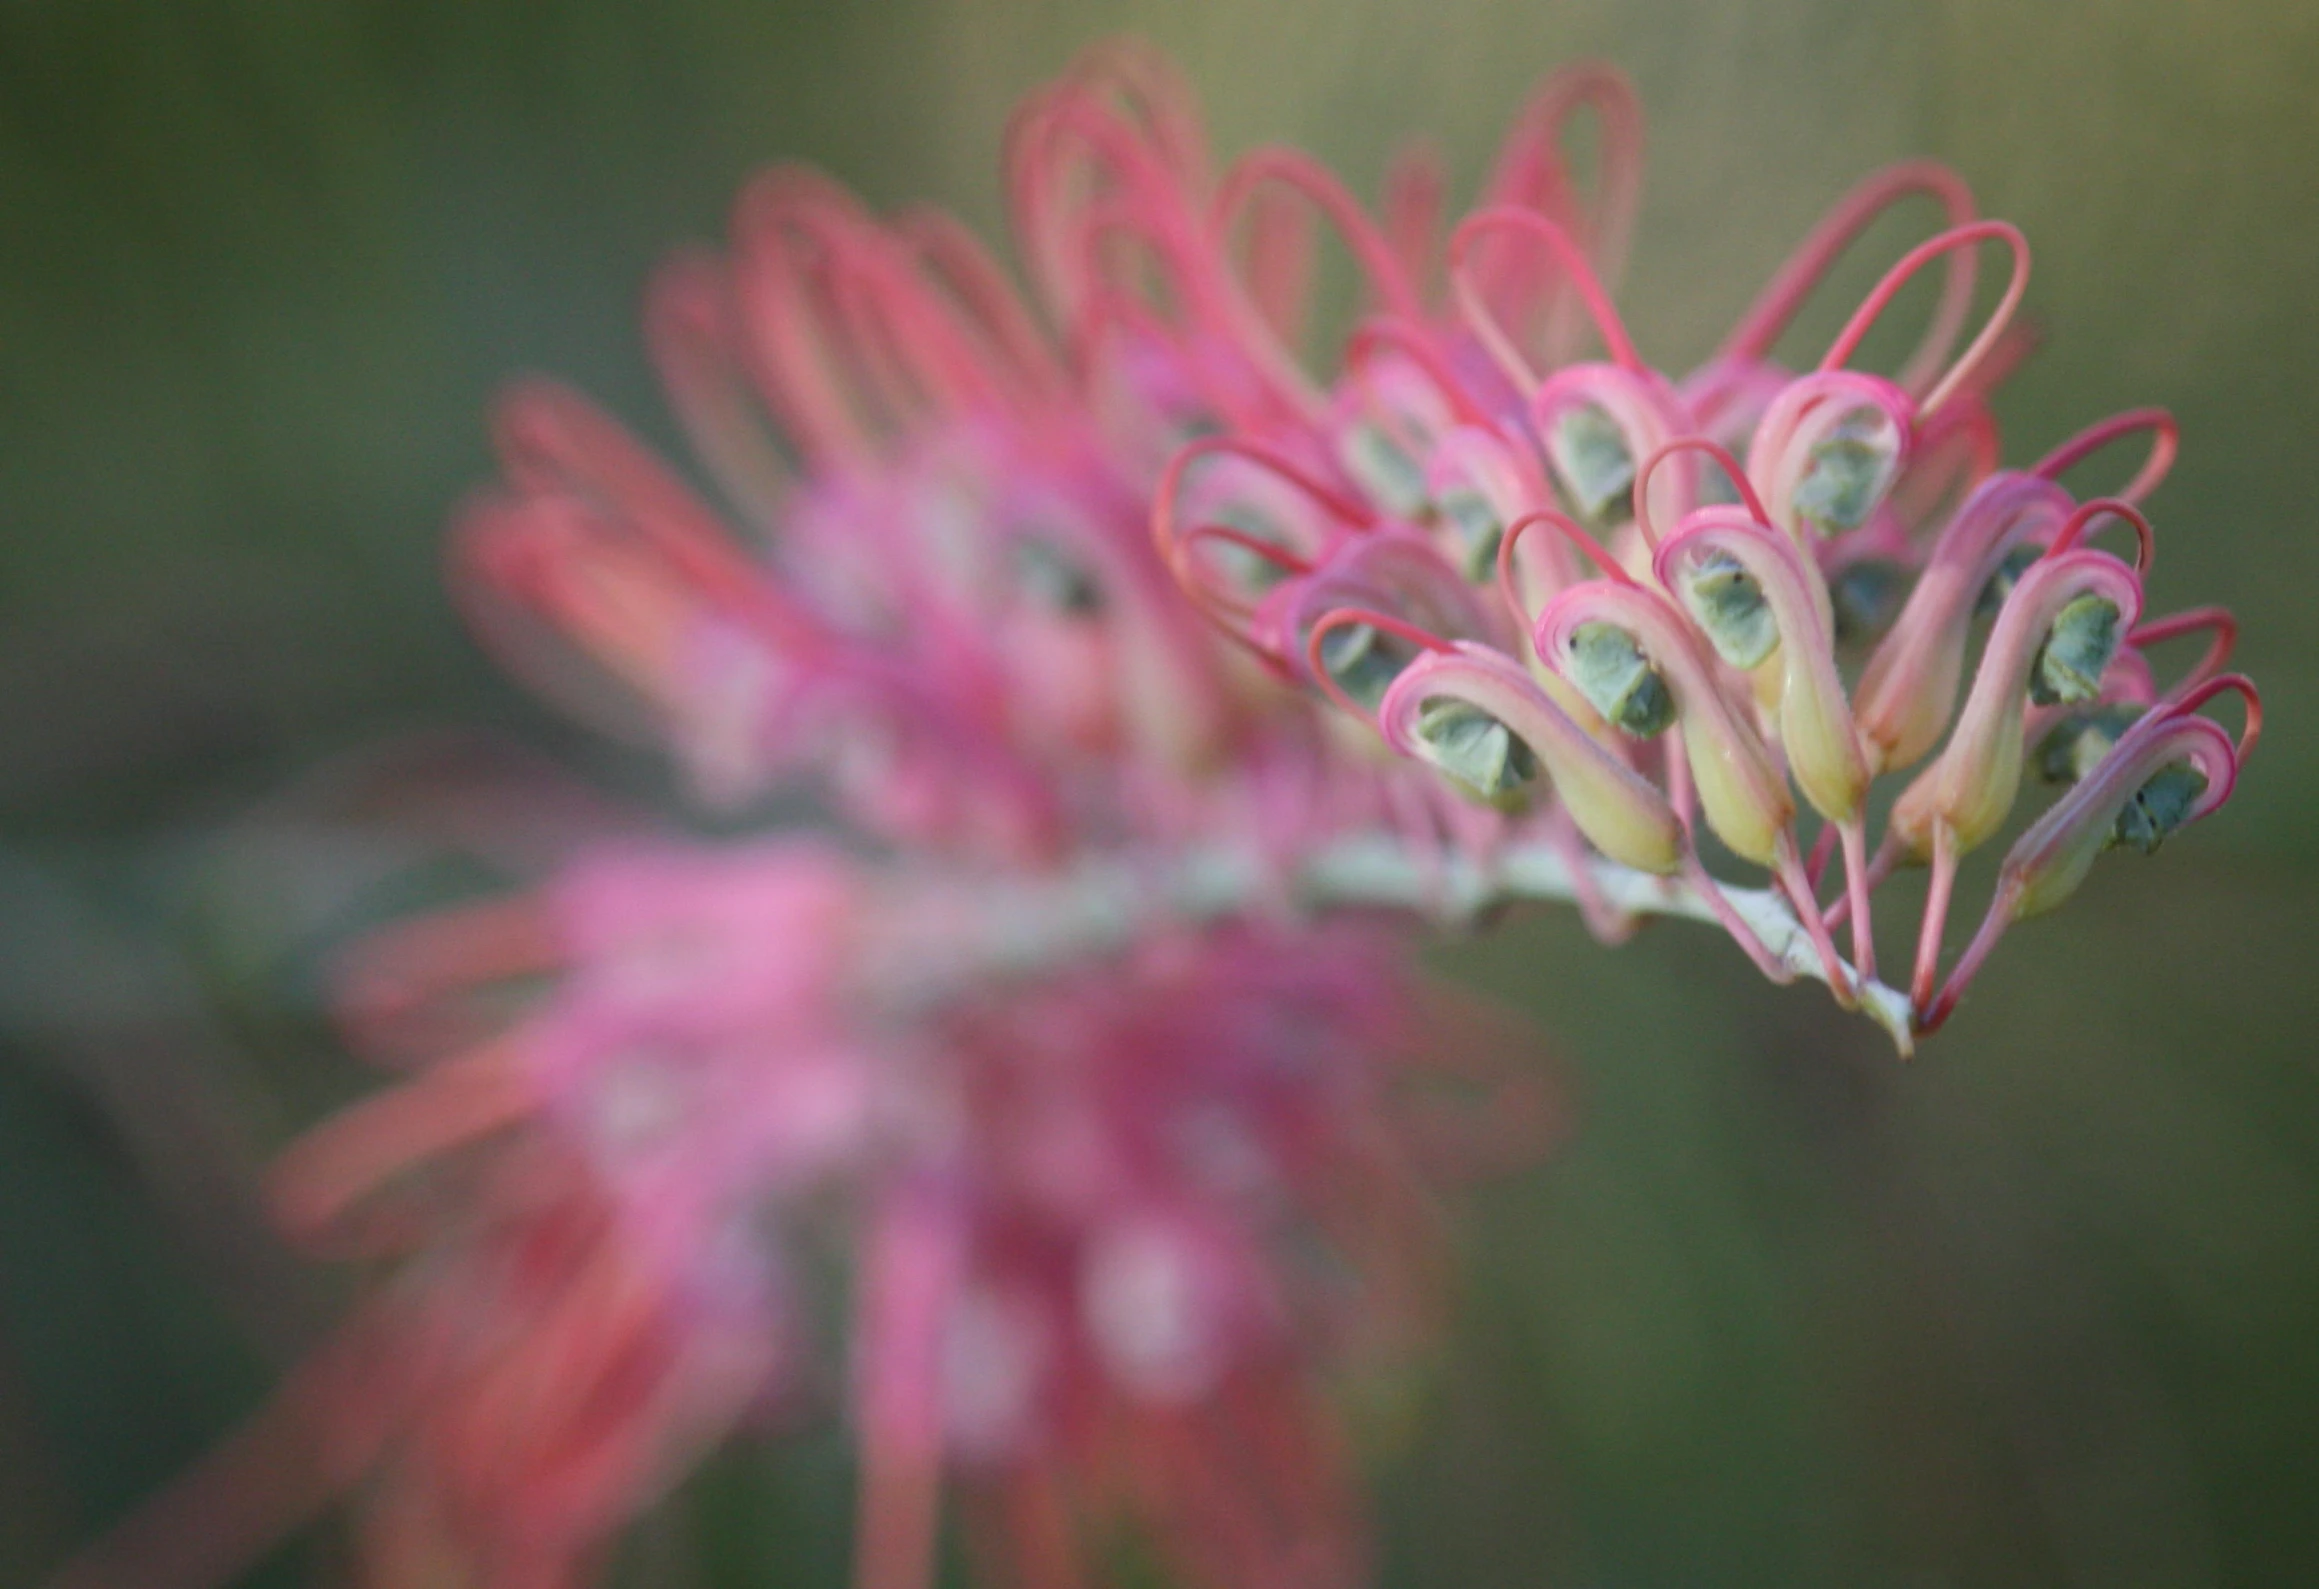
left=2031, top=407, right=2179, bottom=506
left=2043, top=494, right=2155, bottom=574
left=1302, top=605, right=1455, bottom=724
left=1818, top=220, right=2030, bottom=420
left=1447, top=207, right=1644, bottom=386
left=1718, top=160, right=1978, bottom=394
left=2132, top=608, right=2239, bottom=710
left=1632, top=436, right=1773, bottom=548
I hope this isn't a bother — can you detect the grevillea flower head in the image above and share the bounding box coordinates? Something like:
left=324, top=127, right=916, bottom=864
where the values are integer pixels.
left=61, top=36, right=2259, bottom=1589
left=1127, top=65, right=2255, bottom=1046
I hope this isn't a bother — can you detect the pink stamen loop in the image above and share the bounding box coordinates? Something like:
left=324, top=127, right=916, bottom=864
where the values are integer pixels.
left=1446, top=207, right=1644, bottom=385
left=2126, top=606, right=2239, bottom=710
left=1820, top=220, right=2030, bottom=420
left=2043, top=495, right=2155, bottom=576
left=1303, top=605, right=1454, bottom=724
left=1633, top=436, right=1771, bottom=549
left=1213, top=147, right=1428, bottom=324
left=1718, top=160, right=1979, bottom=393
left=1343, top=317, right=1494, bottom=428
left=1500, top=509, right=1638, bottom=622
left=2032, top=407, right=2179, bottom=506
left=2172, top=671, right=2263, bottom=761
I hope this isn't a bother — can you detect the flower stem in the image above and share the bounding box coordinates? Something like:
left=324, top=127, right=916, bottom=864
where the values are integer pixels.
left=874, top=833, right=1915, bottom=1055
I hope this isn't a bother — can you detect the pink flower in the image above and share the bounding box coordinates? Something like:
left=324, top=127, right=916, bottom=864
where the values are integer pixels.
left=1138, top=75, right=2258, bottom=1041
left=60, top=35, right=2259, bottom=1589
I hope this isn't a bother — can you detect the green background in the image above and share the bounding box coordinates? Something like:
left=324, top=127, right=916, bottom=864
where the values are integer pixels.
left=3, top=1, right=2316, bottom=1584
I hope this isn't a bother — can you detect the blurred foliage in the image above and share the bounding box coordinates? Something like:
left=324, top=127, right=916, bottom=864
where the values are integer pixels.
left=2, top=1, right=2316, bottom=1585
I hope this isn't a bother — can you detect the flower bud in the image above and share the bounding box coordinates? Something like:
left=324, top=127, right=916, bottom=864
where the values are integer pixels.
left=1997, top=707, right=2241, bottom=921
left=1530, top=364, right=1690, bottom=533
left=1654, top=511, right=1869, bottom=825
left=1789, top=404, right=1905, bottom=534
left=1536, top=581, right=1793, bottom=866
left=1377, top=643, right=1685, bottom=872
left=2111, top=761, right=2210, bottom=854
left=1853, top=471, right=2074, bottom=772
left=1891, top=548, right=2143, bottom=858
left=1747, top=372, right=1910, bottom=544
left=1257, top=528, right=1494, bottom=703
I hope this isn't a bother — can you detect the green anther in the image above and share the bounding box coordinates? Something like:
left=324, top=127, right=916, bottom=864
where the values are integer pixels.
left=1829, top=559, right=1909, bottom=646
left=1011, top=537, right=1104, bottom=615
left=1566, top=621, right=1676, bottom=737
left=1679, top=550, right=1779, bottom=669
left=1547, top=403, right=1635, bottom=525
left=1413, top=696, right=1539, bottom=808
left=1437, top=487, right=1505, bottom=583
left=2111, top=761, right=2209, bottom=853
left=1974, top=544, right=2041, bottom=618
left=1790, top=407, right=1898, bottom=535
left=1316, top=620, right=1419, bottom=711
left=2030, top=594, right=2121, bottom=706
left=1341, top=421, right=1431, bottom=519
left=2033, top=703, right=2145, bottom=785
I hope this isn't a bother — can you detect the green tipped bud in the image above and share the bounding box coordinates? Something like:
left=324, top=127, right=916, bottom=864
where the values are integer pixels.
left=1547, top=403, right=1635, bottom=525
left=1411, top=696, right=1539, bottom=808
left=2111, top=761, right=2209, bottom=854
left=1973, top=543, right=2041, bottom=618
left=1316, top=620, right=1420, bottom=710
left=1791, top=406, right=1900, bottom=536
left=1678, top=550, right=1779, bottom=670
left=2033, top=703, right=2146, bottom=785
left=1829, top=559, right=1909, bottom=646
left=1566, top=621, right=1676, bottom=738
left=1437, top=486, right=1506, bottom=582
left=2029, top=594, right=2121, bottom=706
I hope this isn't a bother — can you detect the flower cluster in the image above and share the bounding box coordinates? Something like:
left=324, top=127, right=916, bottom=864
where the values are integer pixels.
left=1140, top=90, right=2259, bottom=1043
left=60, top=38, right=2258, bottom=1589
